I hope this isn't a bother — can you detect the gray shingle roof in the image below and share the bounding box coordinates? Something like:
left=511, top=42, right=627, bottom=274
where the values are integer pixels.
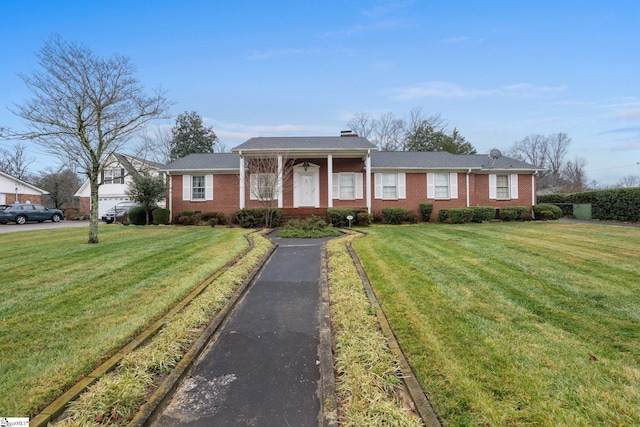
left=161, top=153, right=240, bottom=172
left=232, top=136, right=377, bottom=152
left=371, top=151, right=541, bottom=171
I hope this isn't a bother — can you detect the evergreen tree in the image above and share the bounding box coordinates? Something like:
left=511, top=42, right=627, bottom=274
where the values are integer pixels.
left=168, top=111, right=218, bottom=161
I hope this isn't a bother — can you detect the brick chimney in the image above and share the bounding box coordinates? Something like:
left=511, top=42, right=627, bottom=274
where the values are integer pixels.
left=340, top=130, right=358, bottom=137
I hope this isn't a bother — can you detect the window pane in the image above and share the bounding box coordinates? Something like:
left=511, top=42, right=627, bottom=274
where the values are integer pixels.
left=192, top=175, right=205, bottom=200
left=434, top=173, right=449, bottom=198
left=382, top=173, right=397, bottom=199
left=496, top=175, right=509, bottom=198
left=340, top=173, right=355, bottom=199
left=259, top=173, right=276, bottom=199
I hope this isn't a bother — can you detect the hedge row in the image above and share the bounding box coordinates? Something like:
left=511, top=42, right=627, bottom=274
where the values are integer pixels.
left=538, top=187, right=640, bottom=222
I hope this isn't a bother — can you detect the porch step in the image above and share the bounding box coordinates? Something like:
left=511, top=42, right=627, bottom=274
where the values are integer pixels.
left=280, top=208, right=328, bottom=223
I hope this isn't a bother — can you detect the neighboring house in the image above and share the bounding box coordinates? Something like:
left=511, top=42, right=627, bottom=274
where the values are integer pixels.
left=161, top=134, right=543, bottom=222
left=0, top=170, right=48, bottom=205
left=75, top=153, right=166, bottom=218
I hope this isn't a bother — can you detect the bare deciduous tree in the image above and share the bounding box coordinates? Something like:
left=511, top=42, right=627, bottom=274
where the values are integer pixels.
left=1, top=35, right=171, bottom=243
left=0, top=142, right=34, bottom=180
left=244, top=153, right=295, bottom=227
left=616, top=174, right=640, bottom=188
left=562, top=157, right=588, bottom=192
left=508, top=132, right=572, bottom=190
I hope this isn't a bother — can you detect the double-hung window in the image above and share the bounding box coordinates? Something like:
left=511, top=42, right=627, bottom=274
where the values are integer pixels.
left=374, top=173, right=406, bottom=200
left=250, top=173, right=277, bottom=200
left=435, top=173, right=450, bottom=198
left=496, top=175, right=510, bottom=199
left=103, top=168, right=125, bottom=184
left=191, top=175, right=206, bottom=200
left=340, top=173, right=355, bottom=199
left=332, top=173, right=363, bottom=200
left=182, top=174, right=213, bottom=201
left=383, top=174, right=398, bottom=199
left=489, top=174, right=518, bottom=199
left=427, top=173, right=458, bottom=199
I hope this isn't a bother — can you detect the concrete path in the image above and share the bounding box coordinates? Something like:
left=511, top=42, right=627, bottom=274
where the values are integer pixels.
left=152, top=235, right=335, bottom=427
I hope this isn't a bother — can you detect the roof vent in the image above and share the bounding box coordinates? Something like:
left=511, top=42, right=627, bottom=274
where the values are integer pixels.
left=340, top=130, right=358, bottom=137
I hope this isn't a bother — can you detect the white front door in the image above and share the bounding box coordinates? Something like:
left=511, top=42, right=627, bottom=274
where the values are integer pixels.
left=293, top=163, right=320, bottom=207
left=299, top=173, right=315, bottom=206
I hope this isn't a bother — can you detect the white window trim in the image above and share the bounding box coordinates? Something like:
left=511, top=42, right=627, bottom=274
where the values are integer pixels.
left=332, top=172, right=364, bottom=200
left=249, top=173, right=278, bottom=201
left=427, top=172, right=458, bottom=199
left=374, top=172, right=406, bottom=200
left=182, top=174, right=213, bottom=201
left=489, top=174, right=518, bottom=200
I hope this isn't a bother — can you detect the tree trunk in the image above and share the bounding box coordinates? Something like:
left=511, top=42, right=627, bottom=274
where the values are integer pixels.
left=88, top=174, right=99, bottom=244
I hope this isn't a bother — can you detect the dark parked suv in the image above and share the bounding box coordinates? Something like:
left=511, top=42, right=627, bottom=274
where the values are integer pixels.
left=0, top=203, right=65, bottom=225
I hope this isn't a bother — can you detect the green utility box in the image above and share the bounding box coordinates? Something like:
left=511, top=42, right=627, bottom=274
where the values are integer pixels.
left=573, top=203, right=592, bottom=220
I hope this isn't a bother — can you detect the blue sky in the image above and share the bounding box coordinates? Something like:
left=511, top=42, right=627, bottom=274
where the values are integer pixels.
left=1, top=0, right=639, bottom=185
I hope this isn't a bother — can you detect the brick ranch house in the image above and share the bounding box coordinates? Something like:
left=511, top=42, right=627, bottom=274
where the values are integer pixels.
left=0, top=170, right=48, bottom=205
left=161, top=135, right=542, bottom=222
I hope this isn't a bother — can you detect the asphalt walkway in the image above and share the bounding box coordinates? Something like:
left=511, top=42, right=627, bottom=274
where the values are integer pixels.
left=152, top=234, right=335, bottom=427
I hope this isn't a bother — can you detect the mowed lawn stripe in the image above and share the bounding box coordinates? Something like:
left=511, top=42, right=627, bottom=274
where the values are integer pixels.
left=353, top=222, right=640, bottom=426
left=0, top=226, right=248, bottom=416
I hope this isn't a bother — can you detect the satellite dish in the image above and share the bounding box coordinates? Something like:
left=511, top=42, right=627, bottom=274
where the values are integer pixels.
left=489, top=149, right=502, bottom=160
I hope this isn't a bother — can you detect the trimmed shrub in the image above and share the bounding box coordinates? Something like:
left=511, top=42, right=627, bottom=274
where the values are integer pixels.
left=277, top=216, right=341, bottom=238
left=152, top=208, right=170, bottom=225
left=175, top=215, right=193, bottom=225
left=538, top=188, right=640, bottom=222
left=64, top=208, right=79, bottom=220
left=533, top=204, right=562, bottom=220
left=469, top=206, right=496, bottom=223
left=438, top=208, right=473, bottom=224
left=235, top=208, right=281, bottom=228
left=381, top=207, right=416, bottom=224
left=356, top=212, right=373, bottom=227
left=200, top=212, right=228, bottom=226
left=419, top=203, right=434, bottom=222
left=327, top=208, right=363, bottom=227
left=178, top=210, right=194, bottom=218
left=500, top=206, right=530, bottom=221
left=128, top=206, right=148, bottom=225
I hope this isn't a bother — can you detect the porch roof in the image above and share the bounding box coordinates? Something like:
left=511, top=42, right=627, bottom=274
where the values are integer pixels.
left=232, top=136, right=377, bottom=156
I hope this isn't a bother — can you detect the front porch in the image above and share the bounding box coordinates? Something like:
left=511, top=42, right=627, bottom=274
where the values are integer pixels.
left=280, top=207, right=328, bottom=223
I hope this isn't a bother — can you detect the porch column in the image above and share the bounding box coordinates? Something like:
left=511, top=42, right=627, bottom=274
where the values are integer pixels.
left=277, top=155, right=283, bottom=208
left=366, top=150, right=372, bottom=214
left=327, top=154, right=333, bottom=207
left=239, top=152, right=245, bottom=209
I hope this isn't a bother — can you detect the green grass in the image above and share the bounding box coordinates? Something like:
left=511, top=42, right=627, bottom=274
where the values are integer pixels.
left=352, top=222, right=640, bottom=426
left=326, top=234, right=422, bottom=426
left=0, top=225, right=249, bottom=417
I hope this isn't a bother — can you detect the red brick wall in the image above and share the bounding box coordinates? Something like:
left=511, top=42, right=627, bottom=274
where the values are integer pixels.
left=170, top=174, right=240, bottom=220
left=78, top=197, right=90, bottom=215
left=17, top=194, right=43, bottom=204
left=167, top=167, right=537, bottom=222
left=471, top=173, right=536, bottom=208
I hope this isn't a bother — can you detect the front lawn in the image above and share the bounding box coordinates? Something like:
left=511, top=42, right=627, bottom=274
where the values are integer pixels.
left=353, top=222, right=640, bottom=426
left=0, top=225, right=249, bottom=416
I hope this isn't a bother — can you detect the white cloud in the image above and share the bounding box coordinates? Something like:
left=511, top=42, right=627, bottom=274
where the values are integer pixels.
left=245, top=48, right=306, bottom=61
left=614, top=109, right=640, bottom=121
left=387, top=81, right=566, bottom=100
left=439, top=36, right=485, bottom=44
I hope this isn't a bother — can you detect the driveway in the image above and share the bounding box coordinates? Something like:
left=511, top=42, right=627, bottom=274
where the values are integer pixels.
left=0, top=220, right=91, bottom=233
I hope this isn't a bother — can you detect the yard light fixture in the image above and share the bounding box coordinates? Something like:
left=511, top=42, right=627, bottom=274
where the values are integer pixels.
left=303, top=160, right=309, bottom=171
